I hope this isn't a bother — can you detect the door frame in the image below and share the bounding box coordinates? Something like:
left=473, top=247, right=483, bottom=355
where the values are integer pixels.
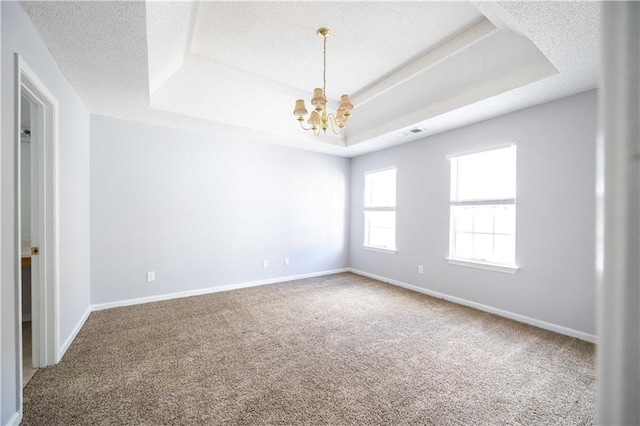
left=14, top=53, right=60, bottom=400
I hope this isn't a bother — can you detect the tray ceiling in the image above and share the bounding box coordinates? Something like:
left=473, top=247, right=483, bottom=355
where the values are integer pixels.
left=20, top=1, right=600, bottom=157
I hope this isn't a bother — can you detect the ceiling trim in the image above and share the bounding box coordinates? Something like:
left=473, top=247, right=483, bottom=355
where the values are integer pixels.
left=353, top=18, right=497, bottom=108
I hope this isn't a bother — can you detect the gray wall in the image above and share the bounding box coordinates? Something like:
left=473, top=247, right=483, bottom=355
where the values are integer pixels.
left=1, top=2, right=91, bottom=422
left=90, top=116, right=350, bottom=305
left=350, top=90, right=597, bottom=335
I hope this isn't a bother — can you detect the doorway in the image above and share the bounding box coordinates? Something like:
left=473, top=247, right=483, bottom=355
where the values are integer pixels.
left=15, top=54, right=60, bottom=404
left=20, top=93, right=37, bottom=386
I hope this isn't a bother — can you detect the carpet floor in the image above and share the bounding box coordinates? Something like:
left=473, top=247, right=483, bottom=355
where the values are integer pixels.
left=23, top=273, right=595, bottom=425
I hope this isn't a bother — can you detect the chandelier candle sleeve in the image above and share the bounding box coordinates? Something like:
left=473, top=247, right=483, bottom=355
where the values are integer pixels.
left=339, top=95, right=353, bottom=114
left=311, top=88, right=327, bottom=108
left=309, top=111, right=321, bottom=127
left=293, top=27, right=354, bottom=136
left=293, top=99, right=308, bottom=117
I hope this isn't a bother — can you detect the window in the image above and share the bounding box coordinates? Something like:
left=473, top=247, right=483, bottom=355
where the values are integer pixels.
left=448, top=145, right=517, bottom=272
left=364, top=168, right=397, bottom=252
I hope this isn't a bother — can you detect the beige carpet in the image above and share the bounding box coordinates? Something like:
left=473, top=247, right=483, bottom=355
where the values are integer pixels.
left=23, top=273, right=595, bottom=425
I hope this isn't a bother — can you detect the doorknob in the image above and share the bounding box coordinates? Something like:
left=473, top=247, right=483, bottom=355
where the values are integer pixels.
left=30, top=247, right=39, bottom=255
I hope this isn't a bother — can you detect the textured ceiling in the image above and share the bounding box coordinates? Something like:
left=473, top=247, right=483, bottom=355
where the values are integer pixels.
left=19, top=1, right=600, bottom=157
left=146, top=1, right=198, bottom=95
left=190, top=2, right=483, bottom=100
left=20, top=1, right=149, bottom=113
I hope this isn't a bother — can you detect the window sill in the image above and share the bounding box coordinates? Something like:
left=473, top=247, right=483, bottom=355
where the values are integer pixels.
left=447, top=258, right=519, bottom=274
left=364, top=245, right=397, bottom=255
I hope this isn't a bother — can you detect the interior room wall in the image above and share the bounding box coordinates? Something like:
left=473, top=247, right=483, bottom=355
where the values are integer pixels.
left=350, top=90, right=597, bottom=337
left=90, top=115, right=350, bottom=306
left=1, top=2, right=90, bottom=423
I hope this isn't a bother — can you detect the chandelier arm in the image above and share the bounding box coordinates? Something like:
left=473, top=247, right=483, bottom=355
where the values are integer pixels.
left=326, top=113, right=344, bottom=135
left=298, top=120, right=314, bottom=131
left=300, top=121, right=322, bottom=136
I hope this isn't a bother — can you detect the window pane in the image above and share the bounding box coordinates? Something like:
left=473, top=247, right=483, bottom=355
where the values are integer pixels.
left=449, top=146, right=517, bottom=266
left=365, top=169, right=396, bottom=208
left=370, top=227, right=395, bottom=248
left=452, top=206, right=473, bottom=233
left=364, top=211, right=396, bottom=249
left=373, top=210, right=395, bottom=228
left=473, top=206, right=494, bottom=234
left=452, top=145, right=516, bottom=201
left=494, top=235, right=515, bottom=265
left=494, top=205, right=515, bottom=235
left=472, top=234, right=493, bottom=261
left=454, top=232, right=473, bottom=259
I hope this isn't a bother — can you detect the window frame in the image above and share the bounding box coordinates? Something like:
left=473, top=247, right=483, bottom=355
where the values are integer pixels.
left=447, top=144, right=519, bottom=274
left=363, top=166, right=397, bottom=254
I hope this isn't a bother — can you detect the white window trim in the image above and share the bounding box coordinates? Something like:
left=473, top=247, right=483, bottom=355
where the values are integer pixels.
left=448, top=202, right=517, bottom=268
left=448, top=145, right=518, bottom=268
left=362, top=207, right=398, bottom=253
left=364, top=245, right=398, bottom=254
left=447, top=258, right=519, bottom=274
left=363, top=167, right=398, bottom=253
left=362, top=218, right=398, bottom=251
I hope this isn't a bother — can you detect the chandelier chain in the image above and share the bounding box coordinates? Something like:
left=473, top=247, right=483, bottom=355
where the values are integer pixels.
left=323, top=34, right=327, bottom=99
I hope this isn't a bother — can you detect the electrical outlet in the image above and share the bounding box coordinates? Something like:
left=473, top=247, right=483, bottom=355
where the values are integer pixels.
left=262, top=260, right=269, bottom=268
left=284, top=258, right=290, bottom=266
left=418, top=265, right=424, bottom=275
left=146, top=271, right=156, bottom=282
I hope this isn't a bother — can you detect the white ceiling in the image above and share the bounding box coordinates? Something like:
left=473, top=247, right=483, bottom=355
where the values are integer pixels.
left=190, top=2, right=483, bottom=100
left=20, top=1, right=600, bottom=158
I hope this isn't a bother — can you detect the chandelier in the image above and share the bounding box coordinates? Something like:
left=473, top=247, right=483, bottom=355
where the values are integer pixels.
left=293, top=27, right=354, bottom=136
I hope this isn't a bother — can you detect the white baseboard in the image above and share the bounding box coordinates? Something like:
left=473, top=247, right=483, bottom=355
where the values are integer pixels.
left=22, top=313, right=31, bottom=322
left=58, top=306, right=91, bottom=361
left=92, top=268, right=350, bottom=311
left=7, top=411, right=22, bottom=426
left=349, top=268, right=597, bottom=343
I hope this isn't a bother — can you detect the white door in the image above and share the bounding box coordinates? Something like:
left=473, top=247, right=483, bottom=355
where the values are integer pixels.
left=26, top=93, right=43, bottom=368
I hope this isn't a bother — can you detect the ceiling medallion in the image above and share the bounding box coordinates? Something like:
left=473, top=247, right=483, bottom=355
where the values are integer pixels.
left=293, top=27, right=354, bottom=136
